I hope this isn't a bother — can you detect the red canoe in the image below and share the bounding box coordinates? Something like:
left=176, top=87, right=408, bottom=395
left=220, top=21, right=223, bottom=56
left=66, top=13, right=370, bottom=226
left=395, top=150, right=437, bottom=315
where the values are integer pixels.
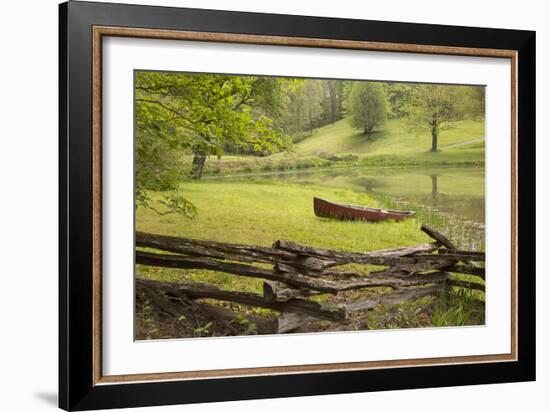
left=313, top=197, right=415, bottom=222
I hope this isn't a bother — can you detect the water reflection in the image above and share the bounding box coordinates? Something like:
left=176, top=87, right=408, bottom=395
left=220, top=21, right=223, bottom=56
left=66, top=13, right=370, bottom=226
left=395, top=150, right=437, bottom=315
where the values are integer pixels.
left=216, top=167, right=485, bottom=224
left=349, top=172, right=485, bottom=223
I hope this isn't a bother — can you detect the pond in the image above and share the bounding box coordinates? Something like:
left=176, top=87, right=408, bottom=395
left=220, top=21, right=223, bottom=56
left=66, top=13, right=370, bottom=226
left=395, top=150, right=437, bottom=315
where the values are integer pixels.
left=208, top=166, right=485, bottom=250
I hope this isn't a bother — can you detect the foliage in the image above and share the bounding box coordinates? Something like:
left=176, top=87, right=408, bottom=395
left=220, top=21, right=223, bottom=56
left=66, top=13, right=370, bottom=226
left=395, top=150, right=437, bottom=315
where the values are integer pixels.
left=233, top=314, right=258, bottom=335
left=135, top=71, right=485, bottom=214
left=456, top=86, right=485, bottom=119
left=431, top=287, right=484, bottom=327
left=325, top=80, right=347, bottom=123
left=285, top=80, right=324, bottom=135
left=193, top=321, right=213, bottom=337
left=187, top=117, right=484, bottom=177
left=284, top=79, right=350, bottom=137
left=135, top=73, right=487, bottom=338
left=381, top=82, right=415, bottom=119
left=300, top=80, right=325, bottom=133
left=405, top=84, right=484, bottom=152
left=136, top=72, right=290, bottom=157
left=135, top=71, right=291, bottom=213
left=348, top=82, right=386, bottom=136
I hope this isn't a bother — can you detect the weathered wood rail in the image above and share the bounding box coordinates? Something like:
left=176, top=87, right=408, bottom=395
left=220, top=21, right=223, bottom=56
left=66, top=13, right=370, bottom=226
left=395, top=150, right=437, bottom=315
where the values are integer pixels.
left=136, top=224, right=485, bottom=334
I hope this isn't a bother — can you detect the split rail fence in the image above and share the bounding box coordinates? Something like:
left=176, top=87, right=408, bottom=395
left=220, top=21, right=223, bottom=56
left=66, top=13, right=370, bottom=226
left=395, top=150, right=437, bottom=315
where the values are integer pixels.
left=136, top=224, right=485, bottom=334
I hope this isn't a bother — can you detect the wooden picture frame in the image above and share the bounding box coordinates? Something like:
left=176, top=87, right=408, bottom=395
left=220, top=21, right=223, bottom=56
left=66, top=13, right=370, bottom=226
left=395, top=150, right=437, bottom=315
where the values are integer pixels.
left=59, top=1, right=535, bottom=410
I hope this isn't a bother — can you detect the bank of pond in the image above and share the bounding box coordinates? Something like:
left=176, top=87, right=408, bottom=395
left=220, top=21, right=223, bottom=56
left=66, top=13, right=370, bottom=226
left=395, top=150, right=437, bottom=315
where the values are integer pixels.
left=135, top=166, right=485, bottom=338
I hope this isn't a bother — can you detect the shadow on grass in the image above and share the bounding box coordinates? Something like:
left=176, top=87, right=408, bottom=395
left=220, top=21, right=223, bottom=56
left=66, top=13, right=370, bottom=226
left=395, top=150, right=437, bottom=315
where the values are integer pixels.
left=347, top=129, right=388, bottom=147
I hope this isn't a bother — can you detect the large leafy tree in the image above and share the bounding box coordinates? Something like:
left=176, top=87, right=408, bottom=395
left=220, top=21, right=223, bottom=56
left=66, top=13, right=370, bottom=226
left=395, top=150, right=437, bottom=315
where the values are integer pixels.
left=135, top=71, right=290, bottom=215
left=381, top=82, right=415, bottom=119
left=348, top=82, right=386, bottom=137
left=406, top=84, right=483, bottom=152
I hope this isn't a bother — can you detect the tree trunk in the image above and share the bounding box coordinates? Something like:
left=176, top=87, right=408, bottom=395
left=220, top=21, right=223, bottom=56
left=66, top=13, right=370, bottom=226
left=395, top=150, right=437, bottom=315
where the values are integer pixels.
left=190, top=153, right=206, bottom=179
left=431, top=125, right=438, bottom=152
left=431, top=175, right=439, bottom=199
left=328, top=81, right=339, bottom=123
left=364, top=126, right=370, bottom=138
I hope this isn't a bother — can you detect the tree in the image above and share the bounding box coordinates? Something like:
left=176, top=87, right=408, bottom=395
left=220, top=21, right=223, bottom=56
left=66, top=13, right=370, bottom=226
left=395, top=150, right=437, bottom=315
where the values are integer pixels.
left=348, top=82, right=386, bottom=137
left=456, top=86, right=485, bottom=119
left=406, top=84, right=480, bottom=152
left=284, top=80, right=325, bottom=137
left=381, top=82, right=415, bottom=119
left=325, top=80, right=345, bottom=124
left=302, top=80, right=325, bottom=135
left=135, top=71, right=290, bottom=215
left=284, top=79, right=347, bottom=139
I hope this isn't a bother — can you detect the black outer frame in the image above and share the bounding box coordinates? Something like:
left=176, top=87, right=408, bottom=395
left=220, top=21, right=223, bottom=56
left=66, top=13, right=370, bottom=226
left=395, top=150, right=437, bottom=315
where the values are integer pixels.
left=59, top=1, right=536, bottom=410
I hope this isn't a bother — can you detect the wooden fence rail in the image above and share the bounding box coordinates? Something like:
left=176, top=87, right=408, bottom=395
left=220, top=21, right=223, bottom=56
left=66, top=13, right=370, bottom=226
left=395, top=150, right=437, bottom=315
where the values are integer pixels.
left=136, top=224, right=485, bottom=334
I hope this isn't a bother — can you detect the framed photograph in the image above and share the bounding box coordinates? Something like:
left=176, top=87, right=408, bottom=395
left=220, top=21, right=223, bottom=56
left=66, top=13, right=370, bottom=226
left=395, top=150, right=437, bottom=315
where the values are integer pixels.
left=59, top=1, right=535, bottom=410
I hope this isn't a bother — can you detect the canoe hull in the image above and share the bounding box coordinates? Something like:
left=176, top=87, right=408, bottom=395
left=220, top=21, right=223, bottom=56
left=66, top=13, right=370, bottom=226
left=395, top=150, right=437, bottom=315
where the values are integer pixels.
left=313, top=197, right=415, bottom=222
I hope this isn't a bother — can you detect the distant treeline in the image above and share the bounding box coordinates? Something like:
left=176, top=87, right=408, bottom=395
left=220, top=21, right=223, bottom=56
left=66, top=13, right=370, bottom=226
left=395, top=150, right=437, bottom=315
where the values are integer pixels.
left=223, top=78, right=484, bottom=153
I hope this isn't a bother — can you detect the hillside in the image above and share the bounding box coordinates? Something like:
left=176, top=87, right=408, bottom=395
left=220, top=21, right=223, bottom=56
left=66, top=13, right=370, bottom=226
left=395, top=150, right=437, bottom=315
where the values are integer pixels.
left=197, top=117, right=485, bottom=176
left=295, top=117, right=485, bottom=157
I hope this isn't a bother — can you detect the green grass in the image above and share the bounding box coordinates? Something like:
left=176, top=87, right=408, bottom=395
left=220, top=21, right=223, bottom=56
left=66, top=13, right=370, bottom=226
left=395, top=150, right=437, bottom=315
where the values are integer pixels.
left=136, top=179, right=431, bottom=291
left=201, top=152, right=335, bottom=176
left=431, top=287, right=485, bottom=327
left=136, top=177, right=485, bottom=334
left=278, top=167, right=485, bottom=235
left=137, top=179, right=430, bottom=251
left=137, top=117, right=487, bottom=334
left=295, top=117, right=485, bottom=157
left=197, top=118, right=485, bottom=176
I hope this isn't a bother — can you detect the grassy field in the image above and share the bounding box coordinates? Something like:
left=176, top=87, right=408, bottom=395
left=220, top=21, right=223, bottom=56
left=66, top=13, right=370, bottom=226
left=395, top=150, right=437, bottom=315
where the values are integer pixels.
left=255, top=166, right=486, bottom=233
left=136, top=179, right=432, bottom=292
left=199, top=118, right=485, bottom=176
left=136, top=118, right=486, bottom=338
left=137, top=179, right=430, bottom=254
left=136, top=178, right=485, bottom=338
left=295, top=117, right=485, bottom=156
